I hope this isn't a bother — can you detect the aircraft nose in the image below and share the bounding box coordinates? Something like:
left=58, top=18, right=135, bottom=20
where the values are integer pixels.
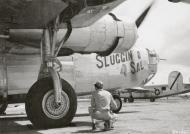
left=156, top=53, right=160, bottom=63
left=147, top=49, right=159, bottom=65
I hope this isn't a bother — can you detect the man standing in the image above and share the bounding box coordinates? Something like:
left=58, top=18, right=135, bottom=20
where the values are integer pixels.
left=88, top=81, right=118, bottom=130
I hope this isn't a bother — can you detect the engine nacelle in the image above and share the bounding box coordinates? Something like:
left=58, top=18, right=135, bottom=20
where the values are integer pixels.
left=9, top=15, right=138, bottom=56
left=63, top=15, right=138, bottom=55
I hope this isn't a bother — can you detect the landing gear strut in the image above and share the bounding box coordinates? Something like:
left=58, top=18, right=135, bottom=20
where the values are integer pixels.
left=128, top=97, right=134, bottom=103
left=128, top=93, right=134, bottom=103
left=38, top=16, right=72, bottom=104
left=25, top=16, right=77, bottom=128
left=124, top=98, right=127, bottom=103
left=150, top=98, right=155, bottom=102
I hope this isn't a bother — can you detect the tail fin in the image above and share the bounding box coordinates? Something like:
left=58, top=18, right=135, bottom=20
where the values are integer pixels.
left=168, top=71, right=184, bottom=90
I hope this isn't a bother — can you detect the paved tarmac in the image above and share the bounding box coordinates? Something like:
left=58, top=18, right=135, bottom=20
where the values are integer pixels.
left=0, top=97, right=190, bottom=134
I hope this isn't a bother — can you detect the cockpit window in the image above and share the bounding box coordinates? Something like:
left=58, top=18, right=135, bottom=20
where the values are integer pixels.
left=161, top=87, right=166, bottom=91
left=146, top=49, right=158, bottom=65
left=149, top=53, right=157, bottom=57
left=148, top=49, right=157, bottom=57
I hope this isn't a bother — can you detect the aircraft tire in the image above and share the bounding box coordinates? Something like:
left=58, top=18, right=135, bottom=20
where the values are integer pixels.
left=150, top=98, right=155, bottom=102
left=25, top=78, right=77, bottom=129
left=112, top=95, right=122, bottom=113
left=0, top=100, right=7, bottom=114
left=128, top=97, right=134, bottom=103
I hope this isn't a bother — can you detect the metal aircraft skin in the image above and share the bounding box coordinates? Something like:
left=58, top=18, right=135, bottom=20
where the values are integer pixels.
left=0, top=0, right=126, bottom=29
left=4, top=47, right=158, bottom=96
left=0, top=0, right=155, bottom=129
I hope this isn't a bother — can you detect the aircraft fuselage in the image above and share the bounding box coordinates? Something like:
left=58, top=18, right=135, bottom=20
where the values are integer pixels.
left=0, top=42, right=158, bottom=96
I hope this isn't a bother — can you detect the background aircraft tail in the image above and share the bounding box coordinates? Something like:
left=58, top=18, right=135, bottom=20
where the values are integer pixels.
left=168, top=71, right=184, bottom=91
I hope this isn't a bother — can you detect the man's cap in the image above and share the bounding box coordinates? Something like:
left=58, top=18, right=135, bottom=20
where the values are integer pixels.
left=94, top=81, right=103, bottom=89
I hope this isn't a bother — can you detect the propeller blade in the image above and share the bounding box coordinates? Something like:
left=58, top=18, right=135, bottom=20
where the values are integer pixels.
left=135, top=4, right=153, bottom=28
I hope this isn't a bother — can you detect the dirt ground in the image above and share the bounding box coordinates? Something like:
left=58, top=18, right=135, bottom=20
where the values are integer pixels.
left=0, top=97, right=190, bottom=134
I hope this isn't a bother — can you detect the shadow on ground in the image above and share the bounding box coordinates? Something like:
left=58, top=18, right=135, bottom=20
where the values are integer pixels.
left=75, top=110, right=140, bottom=117
left=69, top=121, right=92, bottom=127
left=0, top=118, right=40, bottom=134
left=119, top=111, right=140, bottom=114
left=75, top=129, right=109, bottom=133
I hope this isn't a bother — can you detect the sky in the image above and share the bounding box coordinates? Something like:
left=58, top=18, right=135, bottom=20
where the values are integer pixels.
left=112, top=0, right=190, bottom=84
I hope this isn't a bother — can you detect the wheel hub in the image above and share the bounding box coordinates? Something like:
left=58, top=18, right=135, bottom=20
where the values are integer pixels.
left=42, top=90, right=70, bottom=120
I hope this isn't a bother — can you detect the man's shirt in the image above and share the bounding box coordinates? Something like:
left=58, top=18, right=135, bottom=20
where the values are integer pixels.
left=91, top=89, right=117, bottom=111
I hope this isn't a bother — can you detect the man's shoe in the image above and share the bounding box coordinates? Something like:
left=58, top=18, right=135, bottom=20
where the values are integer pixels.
left=92, top=123, right=96, bottom=130
left=110, top=125, right=114, bottom=129
left=104, top=120, right=111, bottom=130
left=110, top=120, right=114, bottom=129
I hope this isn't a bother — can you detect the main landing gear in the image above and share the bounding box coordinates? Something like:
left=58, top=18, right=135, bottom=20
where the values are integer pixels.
left=25, top=17, right=77, bottom=128
left=128, top=97, right=134, bottom=103
left=128, top=93, right=134, bottom=103
left=150, top=98, right=155, bottom=102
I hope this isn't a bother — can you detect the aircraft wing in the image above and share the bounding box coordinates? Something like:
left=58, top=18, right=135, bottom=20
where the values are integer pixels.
left=68, top=0, right=126, bottom=28
left=144, top=84, right=168, bottom=89
left=121, top=87, right=152, bottom=93
left=0, top=0, right=68, bottom=31
left=0, top=0, right=126, bottom=34
left=121, top=84, right=167, bottom=94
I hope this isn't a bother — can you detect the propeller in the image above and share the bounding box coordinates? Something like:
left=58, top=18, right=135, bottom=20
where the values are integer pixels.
left=159, top=58, right=167, bottom=61
left=135, top=3, right=153, bottom=28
